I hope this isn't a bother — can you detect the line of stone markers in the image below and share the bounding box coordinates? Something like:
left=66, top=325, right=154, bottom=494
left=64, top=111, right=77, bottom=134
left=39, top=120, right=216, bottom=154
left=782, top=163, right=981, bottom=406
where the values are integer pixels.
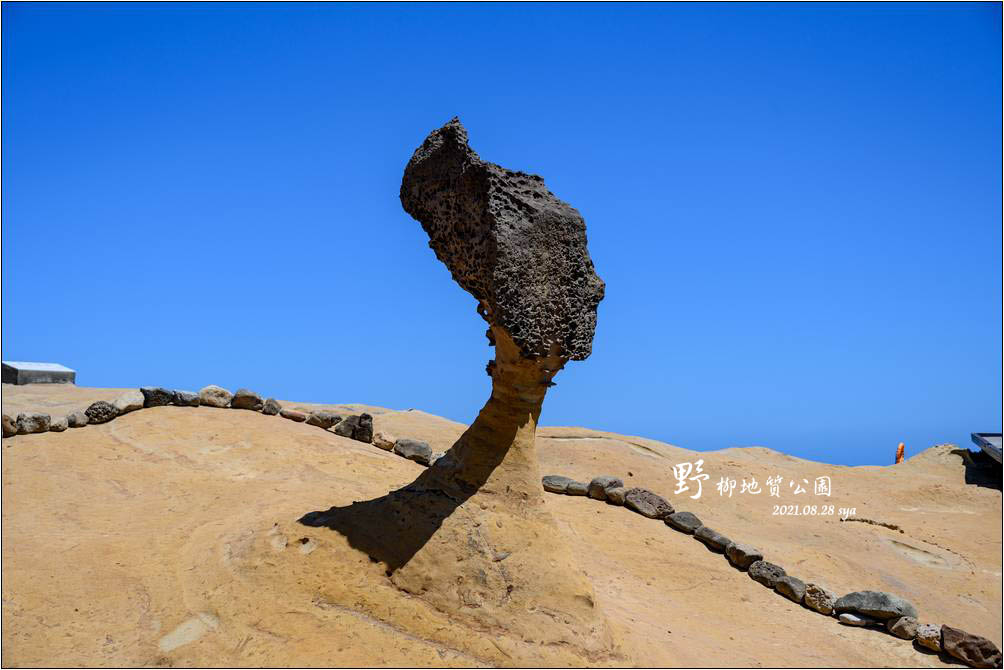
left=542, top=474, right=1003, bottom=670
left=1, top=385, right=443, bottom=468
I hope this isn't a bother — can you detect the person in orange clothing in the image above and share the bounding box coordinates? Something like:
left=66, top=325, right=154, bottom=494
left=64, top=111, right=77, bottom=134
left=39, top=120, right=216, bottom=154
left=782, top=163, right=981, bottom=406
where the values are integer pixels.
left=895, top=442, right=905, bottom=464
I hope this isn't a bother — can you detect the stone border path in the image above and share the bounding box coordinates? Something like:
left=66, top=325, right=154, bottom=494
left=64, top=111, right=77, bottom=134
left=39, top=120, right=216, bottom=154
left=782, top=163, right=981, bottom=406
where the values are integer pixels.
left=542, top=474, right=1003, bottom=669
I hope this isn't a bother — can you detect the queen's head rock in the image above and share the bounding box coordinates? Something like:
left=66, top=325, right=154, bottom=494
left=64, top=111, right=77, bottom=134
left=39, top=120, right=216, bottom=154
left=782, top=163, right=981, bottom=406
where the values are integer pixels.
left=400, top=117, right=604, bottom=365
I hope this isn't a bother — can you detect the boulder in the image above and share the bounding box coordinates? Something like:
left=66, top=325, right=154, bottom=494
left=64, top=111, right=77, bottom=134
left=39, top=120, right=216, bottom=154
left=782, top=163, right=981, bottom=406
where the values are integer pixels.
left=112, top=390, right=145, bottom=414
left=566, top=480, right=589, bottom=496
left=587, top=475, right=624, bottom=500
left=915, top=624, right=942, bottom=652
left=624, top=488, right=674, bottom=519
left=84, top=401, right=118, bottom=425
left=839, top=612, right=882, bottom=627
left=775, top=575, right=806, bottom=603
left=430, top=451, right=446, bottom=465
left=372, top=430, right=396, bottom=451
left=199, top=385, right=233, bottom=408
left=693, top=526, right=731, bottom=552
left=804, top=583, right=837, bottom=615
left=941, top=625, right=1002, bottom=668
left=542, top=475, right=576, bottom=494
left=886, top=616, right=918, bottom=640
left=665, top=511, right=703, bottom=534
left=279, top=408, right=307, bottom=422
left=2, top=414, right=16, bottom=438
left=262, top=398, right=281, bottom=415
left=306, top=411, right=342, bottom=429
left=173, top=390, right=200, bottom=407
left=834, top=591, right=917, bottom=620
left=231, top=388, right=264, bottom=411
left=354, top=414, right=374, bottom=443
left=394, top=438, right=433, bottom=466
left=140, top=387, right=175, bottom=407
left=333, top=415, right=359, bottom=437
left=605, top=486, right=627, bottom=505
left=67, top=411, right=89, bottom=428
left=725, top=542, right=763, bottom=569
left=49, top=416, right=69, bottom=432
left=16, top=412, right=51, bottom=434
left=748, top=560, right=786, bottom=588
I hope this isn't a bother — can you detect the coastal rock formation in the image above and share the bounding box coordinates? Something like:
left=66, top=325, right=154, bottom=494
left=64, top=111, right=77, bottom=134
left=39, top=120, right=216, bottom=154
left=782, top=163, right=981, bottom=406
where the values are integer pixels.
left=306, top=411, right=341, bottom=429
left=887, top=616, right=919, bottom=640
left=775, top=575, right=806, bottom=603
left=2, top=414, right=16, bottom=437
left=694, top=526, right=731, bottom=552
left=588, top=475, right=624, bottom=500
left=916, top=623, right=942, bottom=651
left=173, top=390, right=200, bottom=407
left=66, top=410, right=88, bottom=428
left=297, top=118, right=613, bottom=664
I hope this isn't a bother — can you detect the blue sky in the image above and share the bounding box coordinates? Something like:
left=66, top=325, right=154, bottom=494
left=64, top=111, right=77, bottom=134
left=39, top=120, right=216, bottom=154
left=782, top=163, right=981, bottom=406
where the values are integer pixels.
left=3, top=3, right=1000, bottom=465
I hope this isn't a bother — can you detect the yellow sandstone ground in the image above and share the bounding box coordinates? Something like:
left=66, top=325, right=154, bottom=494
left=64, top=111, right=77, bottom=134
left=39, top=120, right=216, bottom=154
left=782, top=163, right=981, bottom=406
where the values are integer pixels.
left=2, top=384, right=1000, bottom=667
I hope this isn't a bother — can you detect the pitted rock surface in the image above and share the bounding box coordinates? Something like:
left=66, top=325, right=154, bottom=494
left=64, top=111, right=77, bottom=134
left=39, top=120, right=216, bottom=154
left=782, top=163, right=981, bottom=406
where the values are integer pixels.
left=400, top=118, right=605, bottom=361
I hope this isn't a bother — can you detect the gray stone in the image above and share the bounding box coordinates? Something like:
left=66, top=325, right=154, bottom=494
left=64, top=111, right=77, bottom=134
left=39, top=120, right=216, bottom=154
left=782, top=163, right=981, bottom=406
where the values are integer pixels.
left=839, top=612, right=882, bottom=627
left=280, top=408, right=307, bottom=422
left=587, top=475, right=624, bottom=500
left=915, top=624, right=941, bottom=652
left=430, top=451, right=446, bottom=465
left=1, top=361, right=75, bottom=385
left=173, top=390, right=200, bottom=407
left=199, top=385, right=232, bottom=408
left=623, top=488, right=674, bottom=519
left=886, top=616, right=918, bottom=640
left=333, top=415, right=359, bottom=438
left=354, top=413, right=374, bottom=443
left=2, top=414, right=16, bottom=438
left=49, top=416, right=68, bottom=432
left=306, top=411, right=342, bottom=429
left=725, top=542, right=763, bottom=569
left=262, top=398, right=281, bottom=415
left=776, top=575, right=806, bottom=603
left=84, top=401, right=118, bottom=425
left=835, top=590, right=917, bottom=620
left=231, top=388, right=264, bottom=411
left=141, top=387, right=175, bottom=407
left=67, top=411, right=89, bottom=428
left=542, top=475, right=575, bottom=493
left=16, top=412, right=51, bottom=434
left=665, top=511, right=702, bottom=534
left=112, top=390, right=145, bottom=414
left=748, top=560, right=786, bottom=588
left=941, top=625, right=1002, bottom=668
left=400, top=118, right=604, bottom=362
left=605, top=486, right=627, bottom=505
left=394, top=438, right=433, bottom=466
left=804, top=583, right=837, bottom=615
left=694, top=526, right=731, bottom=552
left=566, top=480, right=589, bottom=496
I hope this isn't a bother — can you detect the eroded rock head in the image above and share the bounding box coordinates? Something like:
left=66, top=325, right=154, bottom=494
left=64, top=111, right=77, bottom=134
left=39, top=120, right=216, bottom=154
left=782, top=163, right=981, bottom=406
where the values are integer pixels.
left=400, top=118, right=604, bottom=361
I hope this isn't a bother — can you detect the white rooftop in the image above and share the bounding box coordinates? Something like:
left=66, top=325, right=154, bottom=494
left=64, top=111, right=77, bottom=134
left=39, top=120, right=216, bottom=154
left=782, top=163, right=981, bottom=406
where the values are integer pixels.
left=2, top=361, right=76, bottom=372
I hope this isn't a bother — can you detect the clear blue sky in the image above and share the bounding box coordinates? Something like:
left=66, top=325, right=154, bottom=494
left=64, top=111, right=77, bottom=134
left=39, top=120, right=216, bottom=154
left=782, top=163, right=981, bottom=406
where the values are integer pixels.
left=3, top=3, right=1000, bottom=465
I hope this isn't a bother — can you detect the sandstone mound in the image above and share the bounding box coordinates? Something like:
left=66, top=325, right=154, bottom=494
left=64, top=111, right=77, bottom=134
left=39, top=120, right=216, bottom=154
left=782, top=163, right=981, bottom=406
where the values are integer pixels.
left=1, top=384, right=1001, bottom=666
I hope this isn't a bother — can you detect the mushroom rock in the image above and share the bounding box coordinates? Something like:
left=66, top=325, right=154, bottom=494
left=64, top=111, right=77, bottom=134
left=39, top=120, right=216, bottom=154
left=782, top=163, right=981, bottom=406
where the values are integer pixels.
left=299, top=118, right=613, bottom=664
